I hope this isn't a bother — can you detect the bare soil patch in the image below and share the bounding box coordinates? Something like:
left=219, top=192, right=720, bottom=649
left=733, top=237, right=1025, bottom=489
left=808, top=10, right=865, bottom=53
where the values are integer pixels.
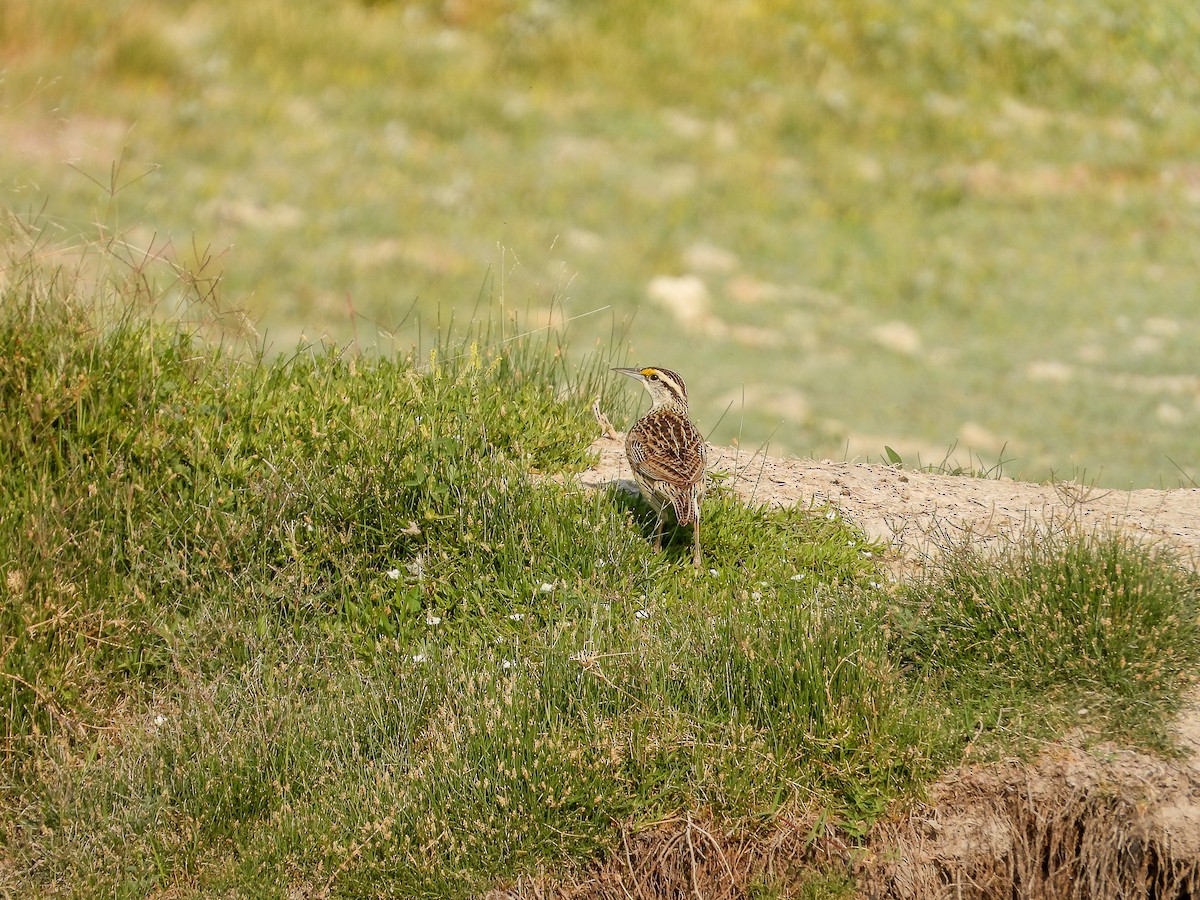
left=522, top=435, right=1200, bottom=899
left=578, top=435, right=1200, bottom=577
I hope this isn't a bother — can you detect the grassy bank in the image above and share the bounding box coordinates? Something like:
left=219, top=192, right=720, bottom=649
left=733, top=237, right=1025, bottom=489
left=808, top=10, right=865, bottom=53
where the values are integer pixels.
left=2, top=233, right=1199, bottom=896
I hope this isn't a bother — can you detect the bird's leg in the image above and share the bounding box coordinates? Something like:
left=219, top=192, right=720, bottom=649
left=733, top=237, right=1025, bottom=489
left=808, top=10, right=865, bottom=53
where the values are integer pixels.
left=692, top=520, right=702, bottom=569
left=652, top=509, right=665, bottom=552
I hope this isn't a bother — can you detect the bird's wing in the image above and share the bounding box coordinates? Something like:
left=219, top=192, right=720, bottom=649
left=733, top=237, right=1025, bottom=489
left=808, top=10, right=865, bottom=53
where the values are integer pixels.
left=628, top=415, right=707, bottom=487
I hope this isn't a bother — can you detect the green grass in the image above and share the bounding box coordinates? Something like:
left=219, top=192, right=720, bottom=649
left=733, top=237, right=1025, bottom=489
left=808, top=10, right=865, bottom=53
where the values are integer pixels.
left=2, top=235, right=1199, bottom=896
left=3, top=0, right=1200, bottom=486
left=891, top=531, right=1200, bottom=751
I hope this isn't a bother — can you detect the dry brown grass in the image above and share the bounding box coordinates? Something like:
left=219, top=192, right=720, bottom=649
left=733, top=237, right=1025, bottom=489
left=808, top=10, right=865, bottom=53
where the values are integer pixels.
left=483, top=812, right=843, bottom=900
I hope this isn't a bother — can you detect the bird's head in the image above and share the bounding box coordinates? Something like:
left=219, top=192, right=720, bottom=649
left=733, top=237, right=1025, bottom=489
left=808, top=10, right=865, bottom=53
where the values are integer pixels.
left=612, top=366, right=689, bottom=412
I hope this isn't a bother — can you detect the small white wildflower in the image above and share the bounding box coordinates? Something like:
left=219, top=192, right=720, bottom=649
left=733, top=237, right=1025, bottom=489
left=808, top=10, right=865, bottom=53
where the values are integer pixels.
left=412, top=654, right=427, bottom=663
left=825, top=511, right=837, bottom=520
left=502, top=659, right=515, bottom=669
left=153, top=714, right=166, bottom=727
left=861, top=550, right=873, bottom=558
left=634, top=609, right=651, bottom=620
left=751, top=592, right=763, bottom=601
left=1077, top=708, right=1089, bottom=716
left=538, top=582, right=555, bottom=593
left=508, top=613, right=525, bottom=621
left=386, top=569, right=401, bottom=580
left=869, top=582, right=883, bottom=590
left=425, top=613, right=441, bottom=626
left=305, top=523, right=314, bottom=532
left=847, top=540, right=856, bottom=547
left=709, top=568, right=719, bottom=576
left=790, top=573, right=806, bottom=582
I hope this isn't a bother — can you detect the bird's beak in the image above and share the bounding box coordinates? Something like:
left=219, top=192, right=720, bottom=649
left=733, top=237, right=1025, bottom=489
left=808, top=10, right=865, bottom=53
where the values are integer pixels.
left=611, top=367, right=643, bottom=379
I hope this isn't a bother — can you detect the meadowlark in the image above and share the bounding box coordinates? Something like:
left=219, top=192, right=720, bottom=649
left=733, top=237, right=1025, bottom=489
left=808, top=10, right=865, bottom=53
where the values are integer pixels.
left=612, top=366, right=707, bottom=568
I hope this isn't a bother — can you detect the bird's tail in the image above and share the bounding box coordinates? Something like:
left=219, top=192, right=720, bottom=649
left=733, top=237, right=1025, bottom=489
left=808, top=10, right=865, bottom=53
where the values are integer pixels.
left=670, top=485, right=702, bottom=526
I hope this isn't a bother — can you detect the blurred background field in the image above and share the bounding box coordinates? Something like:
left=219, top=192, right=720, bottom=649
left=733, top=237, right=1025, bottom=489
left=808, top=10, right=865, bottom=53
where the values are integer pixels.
left=4, top=0, right=1200, bottom=488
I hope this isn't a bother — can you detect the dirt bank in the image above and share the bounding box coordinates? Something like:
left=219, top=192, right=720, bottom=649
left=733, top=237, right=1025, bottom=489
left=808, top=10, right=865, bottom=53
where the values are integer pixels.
left=578, top=435, right=1200, bottom=575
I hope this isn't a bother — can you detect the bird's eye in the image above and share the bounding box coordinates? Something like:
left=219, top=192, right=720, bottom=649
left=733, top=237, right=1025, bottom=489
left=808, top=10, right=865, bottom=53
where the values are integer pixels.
left=649, top=373, right=659, bottom=381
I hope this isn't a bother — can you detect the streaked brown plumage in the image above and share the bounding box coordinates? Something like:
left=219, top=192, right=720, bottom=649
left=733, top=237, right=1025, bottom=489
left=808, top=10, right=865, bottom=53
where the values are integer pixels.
left=612, top=366, right=707, bottom=568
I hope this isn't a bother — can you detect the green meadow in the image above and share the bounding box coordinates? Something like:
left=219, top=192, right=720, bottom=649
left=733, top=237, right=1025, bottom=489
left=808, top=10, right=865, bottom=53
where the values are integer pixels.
left=4, top=1, right=1200, bottom=894
left=1, top=221, right=1199, bottom=896
left=4, top=0, right=1200, bottom=486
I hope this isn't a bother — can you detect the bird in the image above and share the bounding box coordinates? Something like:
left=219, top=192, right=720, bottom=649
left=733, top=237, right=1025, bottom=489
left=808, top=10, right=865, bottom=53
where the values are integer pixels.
left=612, top=366, right=707, bottom=568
